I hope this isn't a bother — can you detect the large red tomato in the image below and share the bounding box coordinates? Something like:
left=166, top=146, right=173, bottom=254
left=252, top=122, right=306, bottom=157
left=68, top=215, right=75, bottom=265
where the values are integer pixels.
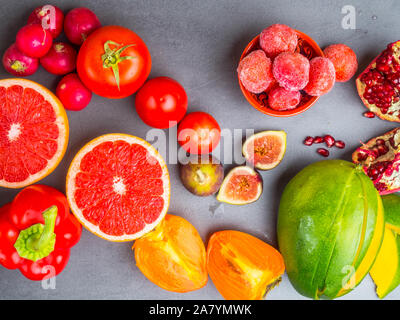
left=77, top=25, right=151, bottom=99
left=177, top=112, right=221, bottom=154
left=135, top=77, right=188, bottom=128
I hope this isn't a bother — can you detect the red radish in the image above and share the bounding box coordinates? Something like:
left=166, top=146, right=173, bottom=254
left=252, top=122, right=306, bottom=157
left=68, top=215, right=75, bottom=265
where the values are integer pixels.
left=56, top=73, right=92, bottom=111
left=40, top=42, right=77, bottom=75
left=16, top=24, right=52, bottom=58
left=2, top=43, right=38, bottom=76
left=27, top=4, right=64, bottom=39
left=64, top=8, right=101, bottom=45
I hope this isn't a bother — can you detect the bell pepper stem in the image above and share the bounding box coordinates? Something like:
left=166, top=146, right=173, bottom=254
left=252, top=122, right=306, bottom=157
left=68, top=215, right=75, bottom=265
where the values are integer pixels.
left=32, top=206, right=57, bottom=251
left=14, top=206, right=58, bottom=262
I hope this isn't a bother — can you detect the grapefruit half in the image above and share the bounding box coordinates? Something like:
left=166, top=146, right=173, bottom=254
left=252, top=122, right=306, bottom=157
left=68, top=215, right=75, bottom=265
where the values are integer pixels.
left=66, top=133, right=170, bottom=241
left=0, top=78, right=68, bottom=188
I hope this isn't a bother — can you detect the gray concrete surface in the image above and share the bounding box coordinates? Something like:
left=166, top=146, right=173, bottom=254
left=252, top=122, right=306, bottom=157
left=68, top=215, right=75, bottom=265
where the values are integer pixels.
left=0, top=0, right=399, bottom=300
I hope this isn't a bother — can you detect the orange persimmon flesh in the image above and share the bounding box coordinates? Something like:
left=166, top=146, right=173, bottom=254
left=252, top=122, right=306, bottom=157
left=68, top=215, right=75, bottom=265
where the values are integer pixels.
left=133, top=214, right=207, bottom=293
left=207, top=230, right=285, bottom=300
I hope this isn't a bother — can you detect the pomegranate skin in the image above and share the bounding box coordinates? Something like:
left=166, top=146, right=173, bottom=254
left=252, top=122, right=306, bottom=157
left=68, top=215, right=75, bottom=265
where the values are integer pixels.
left=352, top=127, right=400, bottom=195
left=64, top=8, right=101, bottom=45
left=2, top=43, right=39, bottom=76
left=27, top=5, right=64, bottom=39
left=40, top=42, right=77, bottom=75
left=356, top=40, right=400, bottom=123
left=16, top=24, right=53, bottom=58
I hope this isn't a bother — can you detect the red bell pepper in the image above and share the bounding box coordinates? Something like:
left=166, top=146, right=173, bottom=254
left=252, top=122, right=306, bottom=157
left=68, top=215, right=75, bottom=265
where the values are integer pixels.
left=0, top=185, right=82, bottom=281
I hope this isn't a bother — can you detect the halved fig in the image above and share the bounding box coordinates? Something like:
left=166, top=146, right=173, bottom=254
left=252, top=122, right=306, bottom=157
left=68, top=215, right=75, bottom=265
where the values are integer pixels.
left=356, top=40, right=400, bottom=122
left=352, top=128, right=400, bottom=194
left=242, top=130, right=286, bottom=170
left=179, top=155, right=224, bottom=197
left=216, top=166, right=262, bottom=205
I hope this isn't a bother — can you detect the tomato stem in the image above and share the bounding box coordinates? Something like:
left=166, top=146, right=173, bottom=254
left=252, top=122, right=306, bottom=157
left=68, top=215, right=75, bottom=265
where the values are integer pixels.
left=101, top=40, right=136, bottom=90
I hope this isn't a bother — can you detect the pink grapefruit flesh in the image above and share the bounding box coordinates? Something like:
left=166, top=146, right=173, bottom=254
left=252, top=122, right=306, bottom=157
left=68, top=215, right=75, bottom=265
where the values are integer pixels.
left=66, top=133, right=170, bottom=242
left=0, top=78, right=68, bottom=188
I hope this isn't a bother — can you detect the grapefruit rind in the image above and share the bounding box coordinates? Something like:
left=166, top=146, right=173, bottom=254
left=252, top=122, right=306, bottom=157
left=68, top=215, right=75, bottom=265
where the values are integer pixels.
left=242, top=131, right=287, bottom=171
left=66, top=133, right=170, bottom=242
left=0, top=78, right=69, bottom=189
left=216, top=166, right=262, bottom=205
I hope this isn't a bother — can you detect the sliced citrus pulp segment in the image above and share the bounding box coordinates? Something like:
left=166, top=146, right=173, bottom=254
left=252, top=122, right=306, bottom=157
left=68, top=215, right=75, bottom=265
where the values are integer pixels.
left=242, top=131, right=286, bottom=170
left=66, top=134, right=170, bottom=241
left=0, top=78, right=68, bottom=188
left=217, top=166, right=262, bottom=205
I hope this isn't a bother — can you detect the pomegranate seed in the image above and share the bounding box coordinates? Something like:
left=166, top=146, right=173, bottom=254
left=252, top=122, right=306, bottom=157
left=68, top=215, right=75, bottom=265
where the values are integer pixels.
left=363, top=111, right=375, bottom=118
left=303, top=136, right=314, bottom=146
left=385, top=165, right=394, bottom=177
left=358, top=152, right=368, bottom=162
left=376, top=139, right=386, bottom=145
left=376, top=163, right=385, bottom=173
left=370, top=168, right=379, bottom=178
left=324, top=135, right=335, bottom=148
left=377, top=145, right=389, bottom=156
left=313, top=136, right=323, bottom=144
left=317, top=148, right=329, bottom=157
left=335, top=140, right=345, bottom=149
left=389, top=137, right=396, bottom=148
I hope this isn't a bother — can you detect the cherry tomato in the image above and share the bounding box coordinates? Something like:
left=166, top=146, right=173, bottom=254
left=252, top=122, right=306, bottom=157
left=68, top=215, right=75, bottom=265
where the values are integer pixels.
left=178, top=112, right=221, bottom=154
left=135, top=77, right=188, bottom=128
left=77, top=25, right=151, bottom=99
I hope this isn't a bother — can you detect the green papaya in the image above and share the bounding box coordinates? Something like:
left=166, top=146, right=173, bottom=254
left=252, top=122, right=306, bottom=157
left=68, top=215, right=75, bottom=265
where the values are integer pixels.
left=278, top=160, right=384, bottom=299
left=381, top=194, right=400, bottom=233
left=369, top=193, right=400, bottom=298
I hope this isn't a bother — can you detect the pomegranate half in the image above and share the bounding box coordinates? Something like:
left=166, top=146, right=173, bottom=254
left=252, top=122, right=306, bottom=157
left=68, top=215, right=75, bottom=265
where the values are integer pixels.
left=352, top=128, right=400, bottom=195
left=356, top=41, right=400, bottom=122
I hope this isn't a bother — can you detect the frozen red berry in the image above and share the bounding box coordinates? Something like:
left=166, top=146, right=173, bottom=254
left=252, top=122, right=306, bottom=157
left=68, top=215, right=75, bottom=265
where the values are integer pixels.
left=273, top=52, right=310, bottom=91
left=260, top=24, right=298, bottom=58
left=268, top=86, right=301, bottom=111
left=323, top=44, right=358, bottom=82
left=304, top=57, right=336, bottom=96
left=238, top=50, right=274, bottom=94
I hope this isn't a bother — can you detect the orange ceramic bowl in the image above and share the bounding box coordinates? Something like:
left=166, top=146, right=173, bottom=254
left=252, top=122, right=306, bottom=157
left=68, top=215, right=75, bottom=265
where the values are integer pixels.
left=238, top=30, right=324, bottom=117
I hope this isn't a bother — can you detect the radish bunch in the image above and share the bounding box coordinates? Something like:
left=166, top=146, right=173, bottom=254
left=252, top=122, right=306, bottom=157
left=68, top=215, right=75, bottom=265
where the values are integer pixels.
left=2, top=5, right=100, bottom=111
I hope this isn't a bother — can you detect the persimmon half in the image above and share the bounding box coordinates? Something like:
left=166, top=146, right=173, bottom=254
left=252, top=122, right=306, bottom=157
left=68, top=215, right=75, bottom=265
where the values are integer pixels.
left=207, top=230, right=285, bottom=300
left=133, top=214, right=207, bottom=293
